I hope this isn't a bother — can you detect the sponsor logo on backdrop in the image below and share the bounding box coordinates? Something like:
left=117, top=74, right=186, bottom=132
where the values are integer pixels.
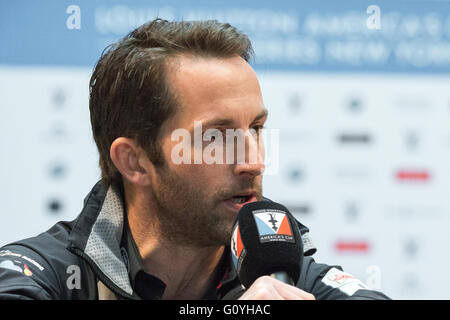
left=345, top=96, right=364, bottom=113
left=404, top=131, right=420, bottom=151
left=337, top=133, right=372, bottom=145
left=344, top=201, right=360, bottom=222
left=334, top=240, right=370, bottom=253
left=51, top=87, right=67, bottom=109
left=395, top=169, right=431, bottom=182
left=286, top=165, right=306, bottom=184
left=285, top=203, right=312, bottom=216
left=47, top=160, right=68, bottom=180
left=385, top=204, right=441, bottom=221
left=287, top=92, right=303, bottom=114
left=47, top=198, right=64, bottom=215
left=403, top=238, right=419, bottom=260
left=333, top=165, right=372, bottom=182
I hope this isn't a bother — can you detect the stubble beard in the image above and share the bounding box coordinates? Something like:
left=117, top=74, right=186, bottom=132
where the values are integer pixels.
left=151, top=165, right=262, bottom=248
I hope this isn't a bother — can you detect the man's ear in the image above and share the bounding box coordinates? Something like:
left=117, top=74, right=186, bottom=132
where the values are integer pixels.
left=110, top=137, right=152, bottom=186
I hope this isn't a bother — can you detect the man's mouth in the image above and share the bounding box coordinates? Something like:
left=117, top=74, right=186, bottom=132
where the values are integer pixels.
left=230, top=195, right=252, bottom=204
left=223, top=192, right=258, bottom=212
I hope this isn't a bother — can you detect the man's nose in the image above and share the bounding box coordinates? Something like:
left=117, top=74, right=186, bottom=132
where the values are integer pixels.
left=232, top=131, right=265, bottom=178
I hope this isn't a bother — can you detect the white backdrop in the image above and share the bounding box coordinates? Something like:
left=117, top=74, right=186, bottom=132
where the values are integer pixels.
left=1, top=67, right=449, bottom=299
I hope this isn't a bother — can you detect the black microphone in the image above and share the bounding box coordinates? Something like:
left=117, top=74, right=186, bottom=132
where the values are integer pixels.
left=230, top=201, right=304, bottom=289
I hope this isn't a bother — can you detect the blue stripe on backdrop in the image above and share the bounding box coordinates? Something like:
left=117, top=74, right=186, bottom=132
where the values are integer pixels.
left=1, top=0, right=450, bottom=72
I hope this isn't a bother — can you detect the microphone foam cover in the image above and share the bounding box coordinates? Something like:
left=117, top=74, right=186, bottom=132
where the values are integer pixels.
left=231, top=201, right=303, bottom=289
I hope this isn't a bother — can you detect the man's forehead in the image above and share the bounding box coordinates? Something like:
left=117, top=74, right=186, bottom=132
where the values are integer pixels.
left=165, top=54, right=258, bottom=95
left=166, top=53, right=251, bottom=74
left=164, top=54, right=264, bottom=125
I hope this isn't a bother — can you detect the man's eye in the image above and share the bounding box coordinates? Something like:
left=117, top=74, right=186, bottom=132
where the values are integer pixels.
left=203, top=129, right=223, bottom=141
left=252, top=125, right=265, bottom=132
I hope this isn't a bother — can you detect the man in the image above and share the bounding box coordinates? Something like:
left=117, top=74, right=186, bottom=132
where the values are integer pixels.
left=0, top=19, right=389, bottom=300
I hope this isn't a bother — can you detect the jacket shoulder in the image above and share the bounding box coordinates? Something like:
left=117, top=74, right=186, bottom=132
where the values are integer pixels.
left=298, top=256, right=390, bottom=300
left=0, top=220, right=94, bottom=299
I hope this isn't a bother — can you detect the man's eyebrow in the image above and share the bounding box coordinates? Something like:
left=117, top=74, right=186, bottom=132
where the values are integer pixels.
left=200, top=109, right=269, bottom=129
left=201, top=118, right=234, bottom=129
left=252, top=108, right=269, bottom=123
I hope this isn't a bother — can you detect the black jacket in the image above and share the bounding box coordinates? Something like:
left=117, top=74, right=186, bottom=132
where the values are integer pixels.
left=0, top=180, right=390, bottom=300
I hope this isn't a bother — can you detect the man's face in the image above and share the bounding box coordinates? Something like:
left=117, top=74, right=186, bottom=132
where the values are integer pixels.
left=149, top=55, right=267, bottom=247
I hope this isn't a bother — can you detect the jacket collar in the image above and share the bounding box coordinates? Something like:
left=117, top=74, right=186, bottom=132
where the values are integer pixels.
left=67, top=180, right=317, bottom=299
left=68, top=180, right=134, bottom=297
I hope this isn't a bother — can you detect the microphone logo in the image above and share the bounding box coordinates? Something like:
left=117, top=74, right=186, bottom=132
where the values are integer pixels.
left=267, top=213, right=279, bottom=231
left=252, top=209, right=295, bottom=244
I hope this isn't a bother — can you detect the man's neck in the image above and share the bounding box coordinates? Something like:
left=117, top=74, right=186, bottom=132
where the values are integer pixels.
left=126, top=189, right=226, bottom=300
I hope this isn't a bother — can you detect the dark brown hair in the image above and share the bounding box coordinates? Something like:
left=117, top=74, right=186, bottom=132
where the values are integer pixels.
left=89, top=19, right=253, bottom=186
